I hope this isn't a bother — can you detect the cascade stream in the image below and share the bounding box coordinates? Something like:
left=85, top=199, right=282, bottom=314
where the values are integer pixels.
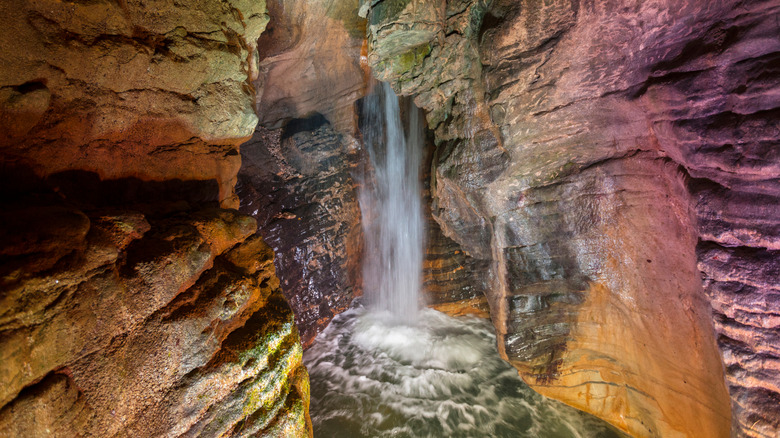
left=303, top=82, right=623, bottom=437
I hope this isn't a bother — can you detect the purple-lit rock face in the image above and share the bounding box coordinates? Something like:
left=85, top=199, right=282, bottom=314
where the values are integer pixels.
left=363, top=0, right=779, bottom=436
left=1, top=0, right=778, bottom=436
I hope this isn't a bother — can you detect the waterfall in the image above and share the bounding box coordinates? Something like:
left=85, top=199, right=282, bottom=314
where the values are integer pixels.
left=359, top=81, right=425, bottom=323
left=305, top=81, right=624, bottom=438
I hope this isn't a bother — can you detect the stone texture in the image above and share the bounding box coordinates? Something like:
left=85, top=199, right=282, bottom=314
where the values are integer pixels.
left=421, top=130, right=492, bottom=318
left=255, top=0, right=367, bottom=133
left=243, top=0, right=372, bottom=347
left=0, top=0, right=313, bottom=435
left=236, top=118, right=363, bottom=348
left=362, top=0, right=780, bottom=436
left=0, top=197, right=311, bottom=437
left=0, top=0, right=269, bottom=207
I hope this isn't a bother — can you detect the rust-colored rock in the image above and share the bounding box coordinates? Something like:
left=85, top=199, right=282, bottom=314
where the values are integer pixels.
left=0, top=0, right=269, bottom=207
left=0, top=0, right=313, bottom=435
left=420, top=127, right=493, bottom=318
left=0, top=198, right=311, bottom=436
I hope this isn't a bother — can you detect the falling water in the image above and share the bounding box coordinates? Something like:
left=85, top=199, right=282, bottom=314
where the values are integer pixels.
left=304, top=82, right=624, bottom=437
left=359, top=81, right=424, bottom=322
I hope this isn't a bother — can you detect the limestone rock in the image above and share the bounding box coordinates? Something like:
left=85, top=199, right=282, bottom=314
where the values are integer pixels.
left=0, top=0, right=312, bottom=434
left=363, top=0, right=780, bottom=436
left=237, top=118, right=363, bottom=348
left=0, top=201, right=311, bottom=437
left=0, top=0, right=269, bottom=207
left=255, top=0, right=367, bottom=133
left=421, top=128, right=492, bottom=318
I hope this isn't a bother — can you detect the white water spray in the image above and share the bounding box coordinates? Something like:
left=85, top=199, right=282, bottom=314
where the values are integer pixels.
left=304, top=81, right=624, bottom=438
left=359, top=81, right=425, bottom=322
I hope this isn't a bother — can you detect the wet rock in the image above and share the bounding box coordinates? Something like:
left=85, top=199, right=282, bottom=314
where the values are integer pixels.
left=421, top=128, right=492, bottom=318
left=362, top=0, right=780, bottom=436
left=237, top=119, right=363, bottom=348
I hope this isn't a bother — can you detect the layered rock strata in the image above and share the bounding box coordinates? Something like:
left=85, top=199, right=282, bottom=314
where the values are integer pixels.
left=0, top=198, right=311, bottom=436
left=639, top=11, right=780, bottom=434
left=0, top=0, right=269, bottom=207
left=420, top=127, right=492, bottom=317
left=362, top=0, right=779, bottom=436
left=237, top=119, right=363, bottom=348
left=0, top=0, right=312, bottom=435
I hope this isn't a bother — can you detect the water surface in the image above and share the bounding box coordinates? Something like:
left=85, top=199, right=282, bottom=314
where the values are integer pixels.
left=305, top=306, right=624, bottom=438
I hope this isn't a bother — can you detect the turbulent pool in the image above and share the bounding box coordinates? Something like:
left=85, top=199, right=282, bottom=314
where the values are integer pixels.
left=304, top=306, right=623, bottom=438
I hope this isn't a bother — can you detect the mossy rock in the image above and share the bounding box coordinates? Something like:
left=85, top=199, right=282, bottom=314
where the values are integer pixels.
left=370, top=0, right=412, bottom=26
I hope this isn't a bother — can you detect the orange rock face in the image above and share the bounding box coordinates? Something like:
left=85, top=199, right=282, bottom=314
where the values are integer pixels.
left=0, top=203, right=311, bottom=436
left=0, top=0, right=269, bottom=207
left=360, top=0, right=779, bottom=436
left=0, top=0, right=312, bottom=436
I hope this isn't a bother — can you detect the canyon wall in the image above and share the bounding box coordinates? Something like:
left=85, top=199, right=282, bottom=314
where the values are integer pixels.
left=242, top=0, right=489, bottom=344
left=0, top=0, right=311, bottom=435
left=238, top=0, right=368, bottom=346
left=363, top=0, right=779, bottom=436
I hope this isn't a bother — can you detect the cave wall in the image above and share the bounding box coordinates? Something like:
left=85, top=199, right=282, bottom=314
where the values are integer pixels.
left=233, top=0, right=367, bottom=347
left=254, top=0, right=367, bottom=133
left=3, top=0, right=777, bottom=436
left=0, top=0, right=270, bottom=207
left=0, top=0, right=312, bottom=435
left=242, top=0, right=490, bottom=345
left=237, top=118, right=363, bottom=348
left=363, top=0, right=780, bottom=436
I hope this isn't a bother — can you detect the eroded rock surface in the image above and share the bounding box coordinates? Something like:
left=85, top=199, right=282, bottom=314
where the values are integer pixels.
left=237, top=118, right=363, bottom=348
left=0, top=0, right=269, bottom=207
left=421, top=131, right=492, bottom=318
left=363, top=0, right=780, bottom=436
left=255, top=0, right=367, bottom=133
left=0, top=0, right=312, bottom=435
left=0, top=197, right=311, bottom=436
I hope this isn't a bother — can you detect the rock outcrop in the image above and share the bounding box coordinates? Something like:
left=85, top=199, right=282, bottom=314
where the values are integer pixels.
left=363, top=0, right=780, bottom=436
left=0, top=0, right=269, bottom=208
left=0, top=203, right=311, bottom=437
left=0, top=0, right=312, bottom=435
left=237, top=118, right=363, bottom=348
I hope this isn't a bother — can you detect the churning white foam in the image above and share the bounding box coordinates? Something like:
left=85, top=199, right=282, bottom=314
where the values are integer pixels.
left=305, top=306, right=624, bottom=438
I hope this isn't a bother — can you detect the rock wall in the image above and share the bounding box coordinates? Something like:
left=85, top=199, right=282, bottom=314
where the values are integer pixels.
left=254, top=0, right=367, bottom=133
left=239, top=0, right=367, bottom=347
left=420, top=126, right=493, bottom=317
left=0, top=0, right=312, bottom=435
left=0, top=0, right=268, bottom=207
left=363, top=0, right=780, bottom=436
left=237, top=118, right=363, bottom=348
left=0, top=205, right=311, bottom=437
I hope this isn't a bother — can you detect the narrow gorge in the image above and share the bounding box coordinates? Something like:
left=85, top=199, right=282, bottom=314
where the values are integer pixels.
left=1, top=0, right=778, bottom=437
